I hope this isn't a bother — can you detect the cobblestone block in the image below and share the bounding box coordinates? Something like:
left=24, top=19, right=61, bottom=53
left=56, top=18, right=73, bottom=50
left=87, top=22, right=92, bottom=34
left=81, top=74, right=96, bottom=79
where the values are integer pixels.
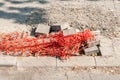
left=63, top=28, right=76, bottom=36
left=84, top=46, right=99, bottom=56
left=100, top=46, right=114, bottom=56
left=36, top=24, right=50, bottom=34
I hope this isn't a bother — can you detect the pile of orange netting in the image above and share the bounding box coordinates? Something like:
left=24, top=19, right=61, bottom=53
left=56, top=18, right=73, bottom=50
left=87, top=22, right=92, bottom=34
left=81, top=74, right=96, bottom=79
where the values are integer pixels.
left=0, top=29, right=94, bottom=59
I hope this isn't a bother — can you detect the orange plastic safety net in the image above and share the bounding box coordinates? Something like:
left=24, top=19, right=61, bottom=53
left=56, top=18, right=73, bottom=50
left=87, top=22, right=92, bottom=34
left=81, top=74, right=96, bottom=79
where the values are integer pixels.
left=0, top=29, right=94, bottom=59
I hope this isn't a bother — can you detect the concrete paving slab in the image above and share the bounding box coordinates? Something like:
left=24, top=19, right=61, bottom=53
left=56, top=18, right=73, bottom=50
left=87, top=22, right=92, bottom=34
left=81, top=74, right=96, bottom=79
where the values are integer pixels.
left=61, top=22, right=70, bottom=30
left=88, top=40, right=100, bottom=47
left=84, top=46, right=99, bottom=56
left=0, top=68, right=67, bottom=80
left=99, top=36, right=113, bottom=47
left=65, top=70, right=91, bottom=80
left=63, top=28, right=76, bottom=36
left=35, top=24, right=50, bottom=34
left=95, top=56, right=120, bottom=67
left=0, top=56, right=17, bottom=67
left=17, top=56, right=56, bottom=68
left=32, top=73, right=66, bottom=80
left=100, top=46, right=115, bottom=56
left=62, top=29, right=69, bottom=36
left=113, top=38, right=120, bottom=56
left=68, top=28, right=76, bottom=34
left=57, top=56, right=95, bottom=67
left=90, top=73, right=120, bottom=80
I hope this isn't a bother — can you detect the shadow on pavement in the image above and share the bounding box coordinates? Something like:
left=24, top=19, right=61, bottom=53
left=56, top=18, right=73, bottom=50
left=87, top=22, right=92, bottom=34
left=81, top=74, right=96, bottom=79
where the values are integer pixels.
left=5, top=0, right=49, bottom=4
left=0, top=0, right=48, bottom=25
left=0, top=2, right=4, bottom=7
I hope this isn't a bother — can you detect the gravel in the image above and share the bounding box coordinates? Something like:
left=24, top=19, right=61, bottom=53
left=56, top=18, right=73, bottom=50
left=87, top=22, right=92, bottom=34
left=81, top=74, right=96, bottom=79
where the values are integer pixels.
left=26, top=1, right=120, bottom=38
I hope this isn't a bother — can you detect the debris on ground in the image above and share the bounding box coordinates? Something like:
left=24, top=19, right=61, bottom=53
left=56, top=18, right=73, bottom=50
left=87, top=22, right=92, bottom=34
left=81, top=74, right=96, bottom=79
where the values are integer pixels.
left=0, top=22, right=102, bottom=59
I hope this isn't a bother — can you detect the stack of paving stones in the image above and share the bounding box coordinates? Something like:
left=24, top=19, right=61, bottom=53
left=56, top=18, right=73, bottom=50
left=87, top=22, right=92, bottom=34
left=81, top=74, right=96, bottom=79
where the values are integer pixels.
left=33, top=23, right=104, bottom=56
left=34, top=22, right=78, bottom=35
left=84, top=31, right=101, bottom=56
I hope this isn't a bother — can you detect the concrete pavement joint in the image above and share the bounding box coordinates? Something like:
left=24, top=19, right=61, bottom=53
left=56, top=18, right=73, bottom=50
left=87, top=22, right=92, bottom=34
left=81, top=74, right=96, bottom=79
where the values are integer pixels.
left=93, top=56, right=97, bottom=69
left=111, top=39, right=116, bottom=56
left=65, top=72, right=69, bottom=80
left=88, top=71, right=93, bottom=80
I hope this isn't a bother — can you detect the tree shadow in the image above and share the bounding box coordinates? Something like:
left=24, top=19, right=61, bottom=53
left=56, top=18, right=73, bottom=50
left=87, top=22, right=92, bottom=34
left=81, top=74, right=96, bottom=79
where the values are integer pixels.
left=0, top=2, right=4, bottom=7
left=5, top=0, right=49, bottom=4
left=0, top=0, right=48, bottom=25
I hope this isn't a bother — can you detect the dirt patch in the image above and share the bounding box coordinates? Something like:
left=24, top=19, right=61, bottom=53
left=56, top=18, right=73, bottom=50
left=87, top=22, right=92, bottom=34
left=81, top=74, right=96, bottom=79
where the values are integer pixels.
left=26, top=3, right=120, bottom=38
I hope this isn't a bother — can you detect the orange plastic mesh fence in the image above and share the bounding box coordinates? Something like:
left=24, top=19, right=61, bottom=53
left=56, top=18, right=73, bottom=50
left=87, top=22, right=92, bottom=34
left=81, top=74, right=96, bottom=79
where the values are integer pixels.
left=0, top=29, right=94, bottom=59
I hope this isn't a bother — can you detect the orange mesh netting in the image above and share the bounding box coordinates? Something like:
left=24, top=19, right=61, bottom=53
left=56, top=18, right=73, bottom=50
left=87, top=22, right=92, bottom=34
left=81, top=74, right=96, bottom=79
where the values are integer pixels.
left=0, top=29, right=94, bottom=59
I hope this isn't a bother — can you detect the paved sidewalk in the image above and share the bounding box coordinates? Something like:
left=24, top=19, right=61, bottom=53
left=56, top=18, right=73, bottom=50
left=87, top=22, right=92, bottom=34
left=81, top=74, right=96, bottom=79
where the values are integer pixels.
left=0, top=35, right=120, bottom=68
left=0, top=0, right=120, bottom=80
left=0, top=66, right=120, bottom=80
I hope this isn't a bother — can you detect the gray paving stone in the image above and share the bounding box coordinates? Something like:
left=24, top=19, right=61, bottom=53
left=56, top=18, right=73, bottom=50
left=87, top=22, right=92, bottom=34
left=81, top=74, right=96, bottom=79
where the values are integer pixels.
left=113, top=38, right=120, bottom=56
left=95, top=36, right=115, bottom=56
left=63, top=28, right=76, bottom=36
left=95, top=56, right=120, bottom=67
left=84, top=46, right=99, bottom=56
left=90, top=73, right=120, bottom=80
left=100, top=46, right=114, bottom=56
left=0, top=56, right=17, bottom=67
left=61, top=22, right=70, bottom=30
left=66, top=70, right=91, bottom=80
left=17, top=57, right=56, bottom=68
left=68, top=28, right=76, bottom=34
left=35, top=24, right=50, bottom=34
left=62, top=29, right=68, bottom=36
left=57, top=56, right=95, bottom=67
left=88, top=40, right=100, bottom=47
left=97, top=36, right=112, bottom=47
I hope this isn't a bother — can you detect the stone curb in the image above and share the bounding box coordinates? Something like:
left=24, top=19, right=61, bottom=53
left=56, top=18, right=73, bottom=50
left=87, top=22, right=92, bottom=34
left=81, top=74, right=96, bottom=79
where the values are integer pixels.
left=95, top=56, right=120, bottom=67
left=0, top=56, right=17, bottom=67
left=0, top=56, right=120, bottom=68
left=57, top=56, right=95, bottom=67
left=17, top=56, right=56, bottom=68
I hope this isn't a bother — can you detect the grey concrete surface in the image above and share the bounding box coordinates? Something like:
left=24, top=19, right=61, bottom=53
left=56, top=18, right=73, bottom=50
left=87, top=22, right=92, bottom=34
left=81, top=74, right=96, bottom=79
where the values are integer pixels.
left=63, top=28, right=76, bottom=36
left=113, top=38, right=120, bottom=56
left=57, top=56, right=95, bottom=67
left=36, top=24, right=50, bottom=34
left=17, top=57, right=56, bottom=68
left=90, top=72, right=120, bottom=80
left=84, top=46, right=99, bottom=56
left=0, top=67, right=120, bottom=80
left=98, top=35, right=115, bottom=56
left=100, top=46, right=114, bottom=56
left=0, top=56, right=17, bottom=67
left=95, top=56, right=120, bottom=66
left=0, top=0, right=120, bottom=80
